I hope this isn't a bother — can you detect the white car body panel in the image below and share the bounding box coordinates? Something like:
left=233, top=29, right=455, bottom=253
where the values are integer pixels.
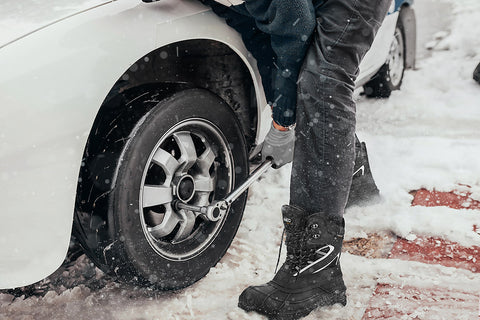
left=0, top=0, right=111, bottom=48
left=0, top=0, right=399, bottom=288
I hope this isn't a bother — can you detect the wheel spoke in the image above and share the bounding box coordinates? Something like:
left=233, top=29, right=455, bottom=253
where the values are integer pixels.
left=195, top=191, right=211, bottom=207
left=194, top=176, right=215, bottom=192
left=173, top=132, right=197, bottom=174
left=196, top=144, right=216, bottom=175
left=151, top=148, right=180, bottom=184
left=148, top=204, right=180, bottom=238
left=172, top=210, right=196, bottom=242
left=143, top=185, right=173, bottom=208
left=390, top=40, right=398, bottom=56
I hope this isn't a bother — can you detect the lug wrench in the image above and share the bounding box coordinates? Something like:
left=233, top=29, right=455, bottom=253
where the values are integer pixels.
left=174, top=159, right=272, bottom=221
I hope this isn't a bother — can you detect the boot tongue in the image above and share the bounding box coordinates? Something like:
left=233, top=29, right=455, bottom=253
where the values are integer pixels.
left=305, top=213, right=345, bottom=249
left=281, top=205, right=305, bottom=233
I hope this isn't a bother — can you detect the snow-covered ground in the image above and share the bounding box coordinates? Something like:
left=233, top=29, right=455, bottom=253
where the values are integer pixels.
left=1, top=0, right=480, bottom=319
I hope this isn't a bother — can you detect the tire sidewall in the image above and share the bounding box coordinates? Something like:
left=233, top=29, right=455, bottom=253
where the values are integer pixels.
left=109, top=89, right=248, bottom=289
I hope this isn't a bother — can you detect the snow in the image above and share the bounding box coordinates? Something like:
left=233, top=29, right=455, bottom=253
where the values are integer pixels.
left=353, top=0, right=480, bottom=247
left=1, top=0, right=480, bottom=319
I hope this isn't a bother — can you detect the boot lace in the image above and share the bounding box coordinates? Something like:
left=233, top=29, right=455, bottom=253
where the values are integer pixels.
left=274, top=228, right=285, bottom=274
left=274, top=228, right=304, bottom=274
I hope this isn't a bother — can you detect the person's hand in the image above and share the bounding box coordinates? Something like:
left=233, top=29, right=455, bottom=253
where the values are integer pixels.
left=261, top=121, right=295, bottom=168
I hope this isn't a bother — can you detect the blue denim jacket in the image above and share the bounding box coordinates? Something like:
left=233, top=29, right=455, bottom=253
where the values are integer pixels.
left=204, top=0, right=318, bottom=127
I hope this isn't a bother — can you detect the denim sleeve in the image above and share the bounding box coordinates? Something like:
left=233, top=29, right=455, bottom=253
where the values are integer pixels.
left=243, top=0, right=316, bottom=127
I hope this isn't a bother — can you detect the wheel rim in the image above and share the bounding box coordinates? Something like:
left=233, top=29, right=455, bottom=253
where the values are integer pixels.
left=139, top=119, right=234, bottom=261
left=388, top=27, right=405, bottom=87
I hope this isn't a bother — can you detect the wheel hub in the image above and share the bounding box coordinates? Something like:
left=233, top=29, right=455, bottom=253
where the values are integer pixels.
left=175, top=175, right=195, bottom=203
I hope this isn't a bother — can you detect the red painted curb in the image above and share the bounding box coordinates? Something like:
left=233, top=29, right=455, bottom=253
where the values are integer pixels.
left=411, top=188, right=480, bottom=210
left=362, top=284, right=479, bottom=320
left=361, top=187, right=480, bottom=319
left=404, top=188, right=480, bottom=271
left=389, top=236, right=480, bottom=273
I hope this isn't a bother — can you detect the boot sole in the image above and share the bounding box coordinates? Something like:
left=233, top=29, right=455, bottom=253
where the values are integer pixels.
left=238, top=291, right=347, bottom=320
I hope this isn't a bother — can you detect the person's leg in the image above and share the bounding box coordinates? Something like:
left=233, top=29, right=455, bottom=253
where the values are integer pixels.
left=346, top=138, right=380, bottom=207
left=239, top=0, right=391, bottom=319
left=291, top=0, right=391, bottom=217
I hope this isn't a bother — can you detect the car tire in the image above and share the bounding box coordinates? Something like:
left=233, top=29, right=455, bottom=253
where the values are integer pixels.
left=80, top=88, right=249, bottom=290
left=473, top=62, right=480, bottom=84
left=364, top=15, right=406, bottom=98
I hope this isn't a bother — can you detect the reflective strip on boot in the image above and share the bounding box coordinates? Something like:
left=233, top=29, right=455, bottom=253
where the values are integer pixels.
left=294, top=245, right=340, bottom=276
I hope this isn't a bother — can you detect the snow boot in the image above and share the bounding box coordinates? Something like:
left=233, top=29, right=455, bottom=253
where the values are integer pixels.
left=346, top=141, right=380, bottom=207
left=238, top=205, right=347, bottom=320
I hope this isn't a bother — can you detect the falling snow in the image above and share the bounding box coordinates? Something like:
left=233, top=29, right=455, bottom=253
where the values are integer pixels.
left=1, top=0, right=480, bottom=319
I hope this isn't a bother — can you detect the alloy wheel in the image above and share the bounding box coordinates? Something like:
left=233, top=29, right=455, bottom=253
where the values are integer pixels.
left=139, top=119, right=234, bottom=260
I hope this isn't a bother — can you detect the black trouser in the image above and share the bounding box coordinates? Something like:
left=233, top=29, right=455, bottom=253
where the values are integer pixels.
left=290, top=0, right=390, bottom=216
left=205, top=0, right=390, bottom=217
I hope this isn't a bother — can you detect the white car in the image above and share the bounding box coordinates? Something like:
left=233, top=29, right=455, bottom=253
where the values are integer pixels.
left=0, top=0, right=415, bottom=290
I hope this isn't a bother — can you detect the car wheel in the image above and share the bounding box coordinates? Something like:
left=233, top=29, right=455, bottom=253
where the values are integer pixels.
left=364, top=16, right=406, bottom=98
left=81, top=88, right=248, bottom=290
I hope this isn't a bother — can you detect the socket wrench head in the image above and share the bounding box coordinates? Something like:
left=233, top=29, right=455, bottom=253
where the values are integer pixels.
left=173, top=200, right=226, bottom=222
left=205, top=201, right=227, bottom=222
